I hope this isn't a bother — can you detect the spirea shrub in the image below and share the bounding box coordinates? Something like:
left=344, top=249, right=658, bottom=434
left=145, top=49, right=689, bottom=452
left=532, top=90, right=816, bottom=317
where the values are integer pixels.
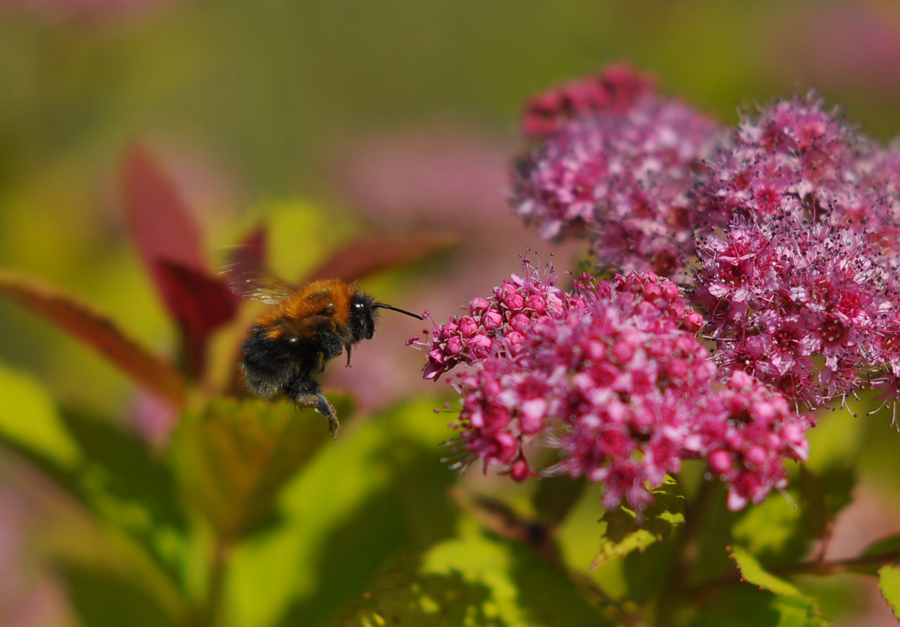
left=420, top=64, right=900, bottom=517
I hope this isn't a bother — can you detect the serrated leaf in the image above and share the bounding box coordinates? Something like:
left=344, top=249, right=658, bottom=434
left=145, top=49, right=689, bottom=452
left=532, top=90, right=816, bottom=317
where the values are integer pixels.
left=594, top=510, right=659, bottom=568
left=731, top=546, right=802, bottom=597
left=0, top=369, right=178, bottom=583
left=20, top=407, right=188, bottom=586
left=0, top=393, right=188, bottom=585
left=878, top=565, right=900, bottom=619
left=592, top=478, right=684, bottom=568
left=0, top=362, right=80, bottom=466
left=304, top=231, right=456, bottom=283
left=0, top=271, right=186, bottom=406
left=170, top=396, right=347, bottom=541
left=689, top=584, right=829, bottom=627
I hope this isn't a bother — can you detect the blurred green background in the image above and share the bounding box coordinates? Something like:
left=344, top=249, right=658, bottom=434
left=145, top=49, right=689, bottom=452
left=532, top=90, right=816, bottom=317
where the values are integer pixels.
left=3, top=0, right=900, bottom=625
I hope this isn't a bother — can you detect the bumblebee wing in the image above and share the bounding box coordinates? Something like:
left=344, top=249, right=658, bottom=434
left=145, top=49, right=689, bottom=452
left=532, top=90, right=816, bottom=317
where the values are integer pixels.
left=275, top=289, right=343, bottom=340
left=220, top=263, right=298, bottom=305
left=281, top=313, right=334, bottom=337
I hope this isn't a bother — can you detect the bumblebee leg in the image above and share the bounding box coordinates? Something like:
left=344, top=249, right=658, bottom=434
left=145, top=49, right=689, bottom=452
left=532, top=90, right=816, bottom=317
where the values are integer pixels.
left=286, top=375, right=340, bottom=438
left=345, top=344, right=352, bottom=367
left=313, top=392, right=339, bottom=438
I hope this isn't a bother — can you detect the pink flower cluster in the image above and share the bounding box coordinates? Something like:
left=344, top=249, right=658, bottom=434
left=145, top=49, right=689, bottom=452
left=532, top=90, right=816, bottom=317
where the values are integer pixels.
left=519, top=64, right=657, bottom=139
left=700, top=94, right=900, bottom=247
left=695, top=219, right=894, bottom=406
left=419, top=261, right=568, bottom=381
left=511, top=68, right=725, bottom=278
left=512, top=67, right=900, bottom=413
left=418, top=66, right=900, bottom=515
left=686, top=370, right=812, bottom=511
left=694, top=96, right=900, bottom=405
left=424, top=266, right=811, bottom=510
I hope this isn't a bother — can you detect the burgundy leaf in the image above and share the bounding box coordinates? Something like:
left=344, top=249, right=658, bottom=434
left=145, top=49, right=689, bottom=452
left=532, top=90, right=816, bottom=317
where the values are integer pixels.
left=123, top=144, right=207, bottom=314
left=154, top=261, right=238, bottom=378
left=0, top=271, right=186, bottom=407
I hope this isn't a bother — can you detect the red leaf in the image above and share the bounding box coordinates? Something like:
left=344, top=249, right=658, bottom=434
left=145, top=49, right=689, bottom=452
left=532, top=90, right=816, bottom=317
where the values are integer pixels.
left=155, top=261, right=237, bottom=336
left=155, top=261, right=238, bottom=378
left=0, top=271, right=186, bottom=407
left=123, top=144, right=207, bottom=314
left=304, top=231, right=457, bottom=283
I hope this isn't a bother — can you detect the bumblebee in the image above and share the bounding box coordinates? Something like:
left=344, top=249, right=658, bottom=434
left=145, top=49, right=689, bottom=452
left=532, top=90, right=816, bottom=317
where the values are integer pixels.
left=231, top=276, right=423, bottom=437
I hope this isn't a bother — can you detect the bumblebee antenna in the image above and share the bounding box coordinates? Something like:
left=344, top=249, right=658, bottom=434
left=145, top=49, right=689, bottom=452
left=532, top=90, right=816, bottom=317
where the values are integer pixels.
left=374, top=303, right=424, bottom=320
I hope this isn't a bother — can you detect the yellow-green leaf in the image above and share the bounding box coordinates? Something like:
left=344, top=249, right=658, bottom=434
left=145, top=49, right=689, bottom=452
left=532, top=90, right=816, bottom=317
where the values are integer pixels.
left=592, top=478, right=684, bottom=568
left=0, top=361, right=80, bottom=466
left=170, top=396, right=348, bottom=541
left=730, top=546, right=801, bottom=597
left=879, top=565, right=900, bottom=619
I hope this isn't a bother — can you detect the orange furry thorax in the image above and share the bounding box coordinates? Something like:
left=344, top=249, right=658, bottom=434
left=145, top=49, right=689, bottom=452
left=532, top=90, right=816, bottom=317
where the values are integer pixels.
left=255, top=279, right=356, bottom=341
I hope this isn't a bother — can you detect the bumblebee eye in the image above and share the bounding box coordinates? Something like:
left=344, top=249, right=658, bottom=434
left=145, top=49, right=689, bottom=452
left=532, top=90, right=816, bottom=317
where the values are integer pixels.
left=287, top=336, right=298, bottom=344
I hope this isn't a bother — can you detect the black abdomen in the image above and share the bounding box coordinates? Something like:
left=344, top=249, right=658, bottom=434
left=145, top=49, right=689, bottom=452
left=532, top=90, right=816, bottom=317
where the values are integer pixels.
left=240, top=324, right=347, bottom=399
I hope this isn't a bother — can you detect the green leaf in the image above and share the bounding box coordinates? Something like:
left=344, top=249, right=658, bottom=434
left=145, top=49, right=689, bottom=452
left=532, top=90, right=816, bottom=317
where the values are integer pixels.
left=61, top=408, right=186, bottom=532
left=878, top=565, right=900, bottom=620
left=732, top=489, right=812, bottom=567
left=689, top=584, right=829, bottom=627
left=54, top=408, right=189, bottom=583
left=170, top=396, right=344, bottom=542
left=592, top=478, right=684, bottom=568
left=0, top=361, right=80, bottom=467
left=218, top=398, right=457, bottom=627
left=344, top=556, right=505, bottom=627
left=0, top=368, right=187, bottom=589
left=345, top=530, right=612, bottom=627
left=798, top=464, right=854, bottom=541
left=61, top=562, right=184, bottom=627
left=730, top=546, right=802, bottom=597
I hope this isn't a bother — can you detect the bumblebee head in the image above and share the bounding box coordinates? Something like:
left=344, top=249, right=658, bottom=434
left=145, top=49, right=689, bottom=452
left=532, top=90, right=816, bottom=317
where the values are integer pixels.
left=350, top=293, right=378, bottom=342
left=349, top=292, right=424, bottom=344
